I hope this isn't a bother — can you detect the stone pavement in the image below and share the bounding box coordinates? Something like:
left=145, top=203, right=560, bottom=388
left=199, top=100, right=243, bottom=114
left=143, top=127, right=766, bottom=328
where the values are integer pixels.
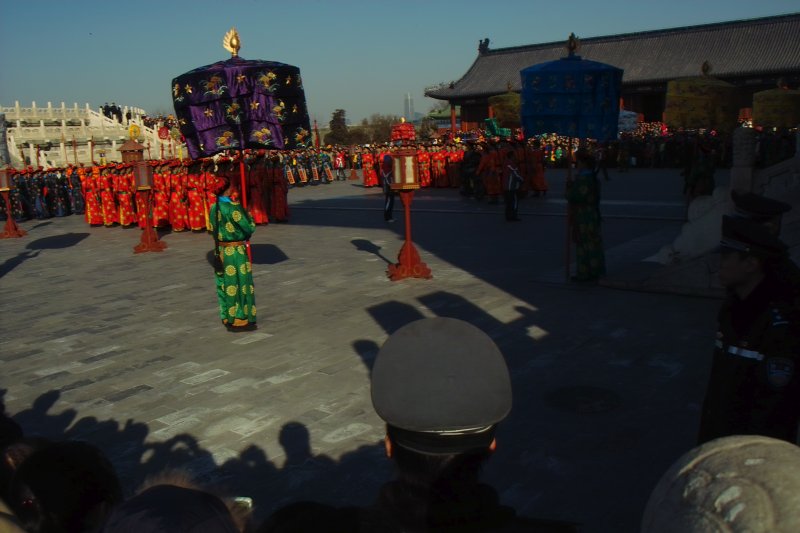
left=1, top=175, right=721, bottom=533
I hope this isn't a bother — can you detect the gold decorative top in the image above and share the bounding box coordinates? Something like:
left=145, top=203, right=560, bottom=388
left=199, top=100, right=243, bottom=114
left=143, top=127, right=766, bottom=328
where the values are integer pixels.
left=567, top=33, right=580, bottom=56
left=128, top=124, right=141, bottom=140
left=223, top=27, right=241, bottom=57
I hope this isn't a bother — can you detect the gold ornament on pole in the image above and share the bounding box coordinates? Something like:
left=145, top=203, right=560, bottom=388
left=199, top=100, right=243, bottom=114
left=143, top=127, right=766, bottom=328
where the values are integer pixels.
left=128, top=124, right=141, bottom=140
left=223, top=27, right=241, bottom=57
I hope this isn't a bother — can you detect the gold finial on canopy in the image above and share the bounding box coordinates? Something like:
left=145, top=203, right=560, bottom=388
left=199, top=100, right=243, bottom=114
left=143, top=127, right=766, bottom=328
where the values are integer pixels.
left=223, top=27, right=241, bottom=57
left=567, top=33, right=580, bottom=56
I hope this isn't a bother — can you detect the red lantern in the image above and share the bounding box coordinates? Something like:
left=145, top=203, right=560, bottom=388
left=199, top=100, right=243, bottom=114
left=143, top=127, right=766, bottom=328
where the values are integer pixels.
left=133, top=161, right=154, bottom=189
left=390, top=148, right=420, bottom=191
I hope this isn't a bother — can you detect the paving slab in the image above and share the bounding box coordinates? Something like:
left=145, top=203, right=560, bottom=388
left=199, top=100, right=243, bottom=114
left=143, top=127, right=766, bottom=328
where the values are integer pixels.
left=0, top=172, right=722, bottom=532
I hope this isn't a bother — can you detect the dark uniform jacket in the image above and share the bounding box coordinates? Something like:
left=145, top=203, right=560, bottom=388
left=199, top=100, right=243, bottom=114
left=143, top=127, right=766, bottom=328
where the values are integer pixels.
left=698, top=275, right=800, bottom=444
left=259, top=483, right=578, bottom=533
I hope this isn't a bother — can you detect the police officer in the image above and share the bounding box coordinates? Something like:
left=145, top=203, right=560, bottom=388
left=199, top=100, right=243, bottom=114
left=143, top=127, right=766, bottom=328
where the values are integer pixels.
left=731, top=190, right=800, bottom=305
left=698, top=216, right=800, bottom=444
left=259, top=318, right=577, bottom=532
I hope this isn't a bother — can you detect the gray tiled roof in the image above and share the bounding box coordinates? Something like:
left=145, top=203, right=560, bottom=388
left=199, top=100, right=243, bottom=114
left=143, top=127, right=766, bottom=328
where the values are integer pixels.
left=426, top=14, right=800, bottom=100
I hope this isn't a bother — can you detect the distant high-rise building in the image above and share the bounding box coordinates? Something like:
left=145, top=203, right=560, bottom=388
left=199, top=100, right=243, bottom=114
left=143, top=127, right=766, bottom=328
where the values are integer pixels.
left=403, top=93, right=414, bottom=121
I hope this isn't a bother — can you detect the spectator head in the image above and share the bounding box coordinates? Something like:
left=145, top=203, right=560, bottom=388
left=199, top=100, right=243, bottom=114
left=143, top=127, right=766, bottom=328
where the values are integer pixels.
left=9, top=440, right=122, bottom=533
left=102, top=484, right=240, bottom=533
left=642, top=435, right=800, bottom=532
left=371, top=318, right=511, bottom=487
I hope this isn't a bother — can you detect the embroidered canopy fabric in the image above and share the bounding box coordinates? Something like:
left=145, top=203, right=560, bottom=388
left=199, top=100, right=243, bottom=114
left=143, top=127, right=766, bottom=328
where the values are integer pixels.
left=752, top=87, right=800, bottom=128
left=172, top=56, right=311, bottom=159
left=663, top=75, right=737, bottom=132
left=520, top=54, right=623, bottom=141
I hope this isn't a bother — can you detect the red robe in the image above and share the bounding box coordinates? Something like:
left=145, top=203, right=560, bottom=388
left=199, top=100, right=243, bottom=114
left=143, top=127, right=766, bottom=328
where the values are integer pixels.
left=203, top=171, right=218, bottom=231
left=447, top=149, right=463, bottom=188
left=98, top=172, right=118, bottom=226
left=152, top=171, right=171, bottom=228
left=478, top=151, right=501, bottom=197
left=269, top=165, right=290, bottom=222
left=530, top=148, right=548, bottom=193
left=186, top=172, right=207, bottom=230
left=114, top=171, right=136, bottom=226
left=248, top=165, right=269, bottom=224
left=362, top=152, right=378, bottom=187
left=168, top=171, right=188, bottom=231
left=82, top=167, right=103, bottom=225
left=417, top=150, right=431, bottom=187
left=432, top=151, right=448, bottom=188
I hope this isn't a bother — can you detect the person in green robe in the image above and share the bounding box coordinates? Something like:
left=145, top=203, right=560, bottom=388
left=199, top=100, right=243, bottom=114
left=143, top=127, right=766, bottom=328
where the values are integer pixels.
left=210, top=177, right=257, bottom=330
left=567, top=151, right=605, bottom=282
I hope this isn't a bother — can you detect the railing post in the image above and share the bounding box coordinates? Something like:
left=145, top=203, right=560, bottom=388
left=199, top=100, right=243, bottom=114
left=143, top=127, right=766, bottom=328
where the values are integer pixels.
left=28, top=142, right=34, bottom=166
left=47, top=101, right=53, bottom=118
left=39, top=120, right=46, bottom=138
left=60, top=141, right=66, bottom=164
left=81, top=119, right=87, bottom=137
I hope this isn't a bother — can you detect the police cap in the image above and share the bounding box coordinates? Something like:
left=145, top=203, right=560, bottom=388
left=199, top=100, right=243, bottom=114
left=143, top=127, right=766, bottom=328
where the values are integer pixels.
left=371, top=318, right=512, bottom=455
left=731, top=190, right=791, bottom=222
left=720, top=215, right=787, bottom=259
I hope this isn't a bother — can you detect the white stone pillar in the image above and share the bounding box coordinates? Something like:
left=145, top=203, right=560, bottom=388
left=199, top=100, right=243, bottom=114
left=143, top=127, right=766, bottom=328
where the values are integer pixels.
left=81, top=119, right=87, bottom=137
left=39, top=120, right=46, bottom=138
left=60, top=141, right=67, bottom=164
left=47, top=101, right=53, bottom=118
left=28, top=142, right=34, bottom=166
left=111, top=139, right=117, bottom=161
left=32, top=101, right=37, bottom=114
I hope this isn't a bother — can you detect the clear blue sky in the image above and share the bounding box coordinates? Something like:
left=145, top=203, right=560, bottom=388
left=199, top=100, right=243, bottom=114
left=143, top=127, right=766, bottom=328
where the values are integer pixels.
left=1, top=0, right=796, bottom=125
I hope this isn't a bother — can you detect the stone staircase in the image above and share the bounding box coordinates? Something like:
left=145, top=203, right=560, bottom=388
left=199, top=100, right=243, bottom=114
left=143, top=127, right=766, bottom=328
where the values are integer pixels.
left=1, top=101, right=184, bottom=167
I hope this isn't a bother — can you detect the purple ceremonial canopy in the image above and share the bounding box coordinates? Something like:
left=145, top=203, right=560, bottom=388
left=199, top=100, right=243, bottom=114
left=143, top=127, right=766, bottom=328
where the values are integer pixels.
left=172, top=56, right=311, bottom=159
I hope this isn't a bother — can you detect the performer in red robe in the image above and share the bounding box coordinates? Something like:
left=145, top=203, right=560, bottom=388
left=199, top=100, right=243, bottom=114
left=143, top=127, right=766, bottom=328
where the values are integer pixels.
left=269, top=154, right=290, bottom=222
left=185, top=161, right=208, bottom=231
left=202, top=160, right=219, bottom=231
left=362, top=150, right=378, bottom=187
left=168, top=161, right=189, bottom=231
left=81, top=164, right=103, bottom=225
left=477, top=145, right=502, bottom=203
left=417, top=147, right=431, bottom=188
left=529, top=140, right=549, bottom=196
left=432, top=148, right=448, bottom=188
left=446, top=146, right=463, bottom=188
left=247, top=153, right=269, bottom=224
left=113, top=164, right=136, bottom=227
left=98, top=166, right=119, bottom=226
left=152, top=163, right=171, bottom=228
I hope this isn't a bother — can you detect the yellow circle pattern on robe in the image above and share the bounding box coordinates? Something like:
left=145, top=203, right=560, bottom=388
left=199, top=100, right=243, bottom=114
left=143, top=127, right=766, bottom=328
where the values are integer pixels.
left=252, top=305, right=257, bottom=316
left=232, top=210, right=242, bottom=222
left=228, top=305, right=237, bottom=317
left=239, top=264, right=247, bottom=275
left=237, top=245, right=245, bottom=255
left=225, top=222, right=235, bottom=233
left=226, top=285, right=238, bottom=297
left=225, top=246, right=235, bottom=256
left=225, top=265, right=236, bottom=276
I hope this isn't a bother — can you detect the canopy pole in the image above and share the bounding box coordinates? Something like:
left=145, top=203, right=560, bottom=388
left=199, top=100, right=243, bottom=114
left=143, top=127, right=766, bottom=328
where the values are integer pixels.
left=238, top=149, right=253, bottom=263
left=565, top=138, right=573, bottom=282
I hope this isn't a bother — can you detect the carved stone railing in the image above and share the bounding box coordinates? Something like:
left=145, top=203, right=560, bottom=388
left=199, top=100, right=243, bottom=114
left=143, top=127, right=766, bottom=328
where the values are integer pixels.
left=4, top=100, right=183, bottom=166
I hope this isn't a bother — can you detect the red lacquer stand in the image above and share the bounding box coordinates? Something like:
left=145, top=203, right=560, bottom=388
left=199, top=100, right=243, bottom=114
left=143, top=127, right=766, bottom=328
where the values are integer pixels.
left=1, top=191, right=26, bottom=239
left=134, top=189, right=167, bottom=253
left=387, top=190, right=432, bottom=281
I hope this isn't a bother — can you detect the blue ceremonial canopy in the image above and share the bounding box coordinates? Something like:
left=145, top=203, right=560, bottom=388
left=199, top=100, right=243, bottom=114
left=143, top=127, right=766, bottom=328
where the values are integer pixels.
left=172, top=55, right=311, bottom=160
left=520, top=40, right=623, bottom=141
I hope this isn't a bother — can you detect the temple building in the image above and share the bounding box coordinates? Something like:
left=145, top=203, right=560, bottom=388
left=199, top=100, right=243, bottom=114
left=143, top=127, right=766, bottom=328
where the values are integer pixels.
left=425, top=13, right=800, bottom=131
